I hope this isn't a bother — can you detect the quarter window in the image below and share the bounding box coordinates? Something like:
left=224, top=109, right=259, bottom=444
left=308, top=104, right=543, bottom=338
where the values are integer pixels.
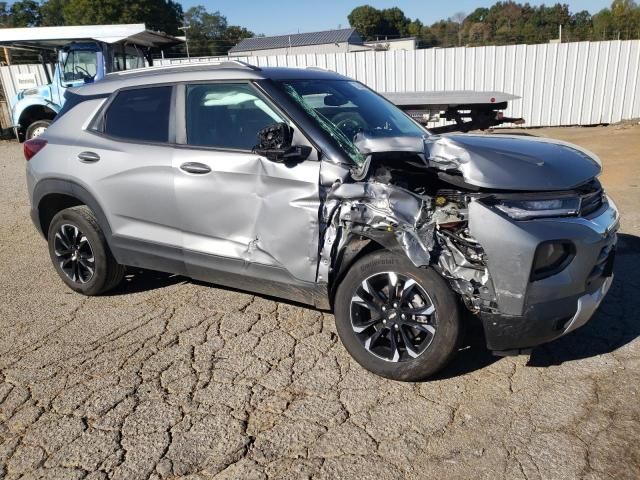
left=104, top=86, right=172, bottom=143
left=186, top=84, right=284, bottom=150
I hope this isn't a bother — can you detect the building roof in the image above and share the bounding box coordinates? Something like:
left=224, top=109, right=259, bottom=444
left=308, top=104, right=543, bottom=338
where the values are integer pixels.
left=364, top=37, right=417, bottom=44
left=229, top=28, right=361, bottom=53
left=0, top=24, right=182, bottom=50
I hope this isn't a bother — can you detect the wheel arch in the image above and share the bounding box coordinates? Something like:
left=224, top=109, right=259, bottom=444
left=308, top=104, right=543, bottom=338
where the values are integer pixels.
left=17, top=103, right=58, bottom=131
left=33, top=179, right=114, bottom=244
left=328, top=230, right=401, bottom=307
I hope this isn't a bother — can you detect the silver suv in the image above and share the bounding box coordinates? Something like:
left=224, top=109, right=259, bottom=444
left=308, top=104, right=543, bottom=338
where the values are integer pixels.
left=25, top=62, right=619, bottom=381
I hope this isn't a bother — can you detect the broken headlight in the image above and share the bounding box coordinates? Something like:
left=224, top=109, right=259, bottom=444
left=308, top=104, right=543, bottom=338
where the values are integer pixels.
left=494, top=197, right=580, bottom=220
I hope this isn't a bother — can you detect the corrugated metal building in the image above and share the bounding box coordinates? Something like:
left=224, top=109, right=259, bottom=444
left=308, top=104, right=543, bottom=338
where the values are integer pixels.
left=228, top=28, right=368, bottom=56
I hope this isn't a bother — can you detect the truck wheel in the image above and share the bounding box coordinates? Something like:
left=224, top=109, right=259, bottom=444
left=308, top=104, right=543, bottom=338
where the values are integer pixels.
left=334, top=250, right=462, bottom=381
left=26, top=120, right=52, bottom=140
left=47, top=206, right=125, bottom=296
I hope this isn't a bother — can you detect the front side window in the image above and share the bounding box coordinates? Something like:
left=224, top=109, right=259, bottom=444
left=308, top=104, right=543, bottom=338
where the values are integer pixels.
left=276, top=79, right=427, bottom=165
left=104, top=86, right=172, bottom=143
left=186, top=83, right=284, bottom=150
left=62, top=50, right=98, bottom=83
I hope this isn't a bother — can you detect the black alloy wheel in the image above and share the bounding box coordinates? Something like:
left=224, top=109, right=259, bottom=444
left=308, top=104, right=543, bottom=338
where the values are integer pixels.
left=53, top=223, right=96, bottom=284
left=47, top=206, right=125, bottom=295
left=350, top=271, right=438, bottom=362
left=334, top=250, right=462, bottom=381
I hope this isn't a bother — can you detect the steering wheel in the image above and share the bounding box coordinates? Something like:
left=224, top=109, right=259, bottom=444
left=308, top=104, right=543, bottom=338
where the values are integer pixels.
left=74, top=65, right=94, bottom=80
left=331, top=112, right=367, bottom=140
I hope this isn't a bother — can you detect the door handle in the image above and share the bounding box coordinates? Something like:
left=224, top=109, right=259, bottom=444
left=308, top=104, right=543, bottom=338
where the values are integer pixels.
left=180, top=162, right=211, bottom=174
left=77, top=151, right=100, bottom=163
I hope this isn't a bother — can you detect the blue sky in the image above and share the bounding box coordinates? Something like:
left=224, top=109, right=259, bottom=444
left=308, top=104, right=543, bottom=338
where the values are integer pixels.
left=181, top=0, right=614, bottom=36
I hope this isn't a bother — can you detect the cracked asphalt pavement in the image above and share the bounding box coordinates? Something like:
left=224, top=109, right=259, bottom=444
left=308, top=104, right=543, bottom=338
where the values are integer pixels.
left=1, top=124, right=639, bottom=479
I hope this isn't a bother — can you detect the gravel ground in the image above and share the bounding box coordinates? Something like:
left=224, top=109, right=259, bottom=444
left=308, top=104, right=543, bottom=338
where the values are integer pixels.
left=0, top=125, right=639, bottom=480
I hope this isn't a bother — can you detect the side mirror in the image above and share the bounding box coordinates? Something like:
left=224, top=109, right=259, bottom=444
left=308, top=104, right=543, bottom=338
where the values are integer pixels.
left=254, top=122, right=311, bottom=164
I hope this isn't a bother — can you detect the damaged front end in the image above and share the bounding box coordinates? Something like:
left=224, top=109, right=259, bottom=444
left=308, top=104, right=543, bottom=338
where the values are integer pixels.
left=317, top=127, right=618, bottom=355
left=319, top=136, right=498, bottom=315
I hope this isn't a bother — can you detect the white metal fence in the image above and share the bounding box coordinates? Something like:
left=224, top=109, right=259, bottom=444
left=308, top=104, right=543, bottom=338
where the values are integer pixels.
left=0, top=63, right=53, bottom=104
left=2, top=40, right=640, bottom=128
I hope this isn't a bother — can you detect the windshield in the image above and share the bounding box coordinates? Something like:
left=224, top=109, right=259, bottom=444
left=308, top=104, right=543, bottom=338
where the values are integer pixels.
left=276, top=79, right=427, bottom=165
left=62, top=50, right=97, bottom=83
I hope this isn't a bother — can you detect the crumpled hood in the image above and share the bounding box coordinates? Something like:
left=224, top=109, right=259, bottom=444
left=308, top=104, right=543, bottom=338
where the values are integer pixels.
left=426, top=133, right=602, bottom=191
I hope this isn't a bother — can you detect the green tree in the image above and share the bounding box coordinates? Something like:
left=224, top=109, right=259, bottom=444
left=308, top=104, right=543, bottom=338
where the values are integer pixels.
left=184, top=6, right=227, bottom=55
left=348, top=5, right=385, bottom=40
left=183, top=6, right=254, bottom=56
left=381, top=7, right=411, bottom=37
left=0, top=2, right=10, bottom=26
left=62, top=0, right=183, bottom=34
left=466, top=7, right=490, bottom=23
left=566, top=10, right=592, bottom=41
left=593, top=7, right=615, bottom=39
left=610, top=0, right=639, bottom=38
left=221, top=25, right=254, bottom=51
left=9, top=0, right=41, bottom=26
left=40, top=0, right=69, bottom=26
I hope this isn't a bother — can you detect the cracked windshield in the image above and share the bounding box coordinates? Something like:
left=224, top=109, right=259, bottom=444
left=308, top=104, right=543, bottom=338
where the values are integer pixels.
left=278, top=79, right=427, bottom=164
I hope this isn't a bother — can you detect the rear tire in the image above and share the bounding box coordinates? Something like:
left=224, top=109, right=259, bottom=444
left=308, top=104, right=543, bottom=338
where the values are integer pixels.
left=25, top=120, right=52, bottom=140
left=334, top=250, right=461, bottom=381
left=47, top=206, right=125, bottom=295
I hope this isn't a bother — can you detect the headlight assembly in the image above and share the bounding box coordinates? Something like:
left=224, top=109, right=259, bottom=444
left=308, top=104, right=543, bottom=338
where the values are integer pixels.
left=494, top=197, right=580, bottom=220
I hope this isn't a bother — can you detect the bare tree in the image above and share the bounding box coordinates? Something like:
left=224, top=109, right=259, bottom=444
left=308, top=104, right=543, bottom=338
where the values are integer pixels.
left=451, top=11, right=466, bottom=46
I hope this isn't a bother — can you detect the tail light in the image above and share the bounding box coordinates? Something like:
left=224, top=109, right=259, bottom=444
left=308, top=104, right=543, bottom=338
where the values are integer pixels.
left=24, top=138, right=48, bottom=161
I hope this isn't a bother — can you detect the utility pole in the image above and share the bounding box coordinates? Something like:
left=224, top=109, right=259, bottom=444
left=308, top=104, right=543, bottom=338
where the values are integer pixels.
left=178, top=24, right=191, bottom=58
left=559, top=24, right=562, bottom=43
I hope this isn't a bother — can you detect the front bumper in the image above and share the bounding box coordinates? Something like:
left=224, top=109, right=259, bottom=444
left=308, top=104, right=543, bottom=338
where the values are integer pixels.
left=469, top=197, right=619, bottom=352
left=481, top=274, right=613, bottom=352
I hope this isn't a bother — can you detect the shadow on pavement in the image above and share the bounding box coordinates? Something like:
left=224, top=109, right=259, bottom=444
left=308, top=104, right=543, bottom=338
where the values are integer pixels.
left=107, top=269, right=186, bottom=295
left=528, top=233, right=640, bottom=367
left=434, top=233, right=640, bottom=379
left=101, top=234, right=639, bottom=376
left=434, top=323, right=499, bottom=380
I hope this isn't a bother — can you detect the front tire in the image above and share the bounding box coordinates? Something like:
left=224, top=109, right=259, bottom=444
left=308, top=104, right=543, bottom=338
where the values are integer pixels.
left=334, top=250, right=461, bottom=381
left=48, top=206, right=125, bottom=295
left=25, top=120, right=52, bottom=140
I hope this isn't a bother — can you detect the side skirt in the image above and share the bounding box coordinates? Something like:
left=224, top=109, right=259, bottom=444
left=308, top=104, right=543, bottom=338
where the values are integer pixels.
left=111, top=235, right=330, bottom=310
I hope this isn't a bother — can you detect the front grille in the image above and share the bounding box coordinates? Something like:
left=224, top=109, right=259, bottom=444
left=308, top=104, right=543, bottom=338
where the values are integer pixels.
left=578, top=181, right=604, bottom=217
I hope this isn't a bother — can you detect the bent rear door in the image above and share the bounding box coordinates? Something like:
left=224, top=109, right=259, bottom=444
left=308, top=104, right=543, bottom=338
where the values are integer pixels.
left=173, top=82, right=322, bottom=291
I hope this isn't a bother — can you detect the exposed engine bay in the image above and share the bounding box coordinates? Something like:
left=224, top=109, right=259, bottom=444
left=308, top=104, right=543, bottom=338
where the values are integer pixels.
left=319, top=149, right=497, bottom=315
left=318, top=133, right=606, bottom=317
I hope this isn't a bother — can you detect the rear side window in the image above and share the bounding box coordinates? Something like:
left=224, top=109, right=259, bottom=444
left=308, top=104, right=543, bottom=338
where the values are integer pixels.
left=54, top=90, right=109, bottom=123
left=186, top=83, right=284, bottom=150
left=104, top=86, right=172, bottom=142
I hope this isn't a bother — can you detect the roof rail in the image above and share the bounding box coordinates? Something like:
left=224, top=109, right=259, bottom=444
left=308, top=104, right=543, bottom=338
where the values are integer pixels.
left=108, top=59, right=261, bottom=76
left=217, top=59, right=261, bottom=70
